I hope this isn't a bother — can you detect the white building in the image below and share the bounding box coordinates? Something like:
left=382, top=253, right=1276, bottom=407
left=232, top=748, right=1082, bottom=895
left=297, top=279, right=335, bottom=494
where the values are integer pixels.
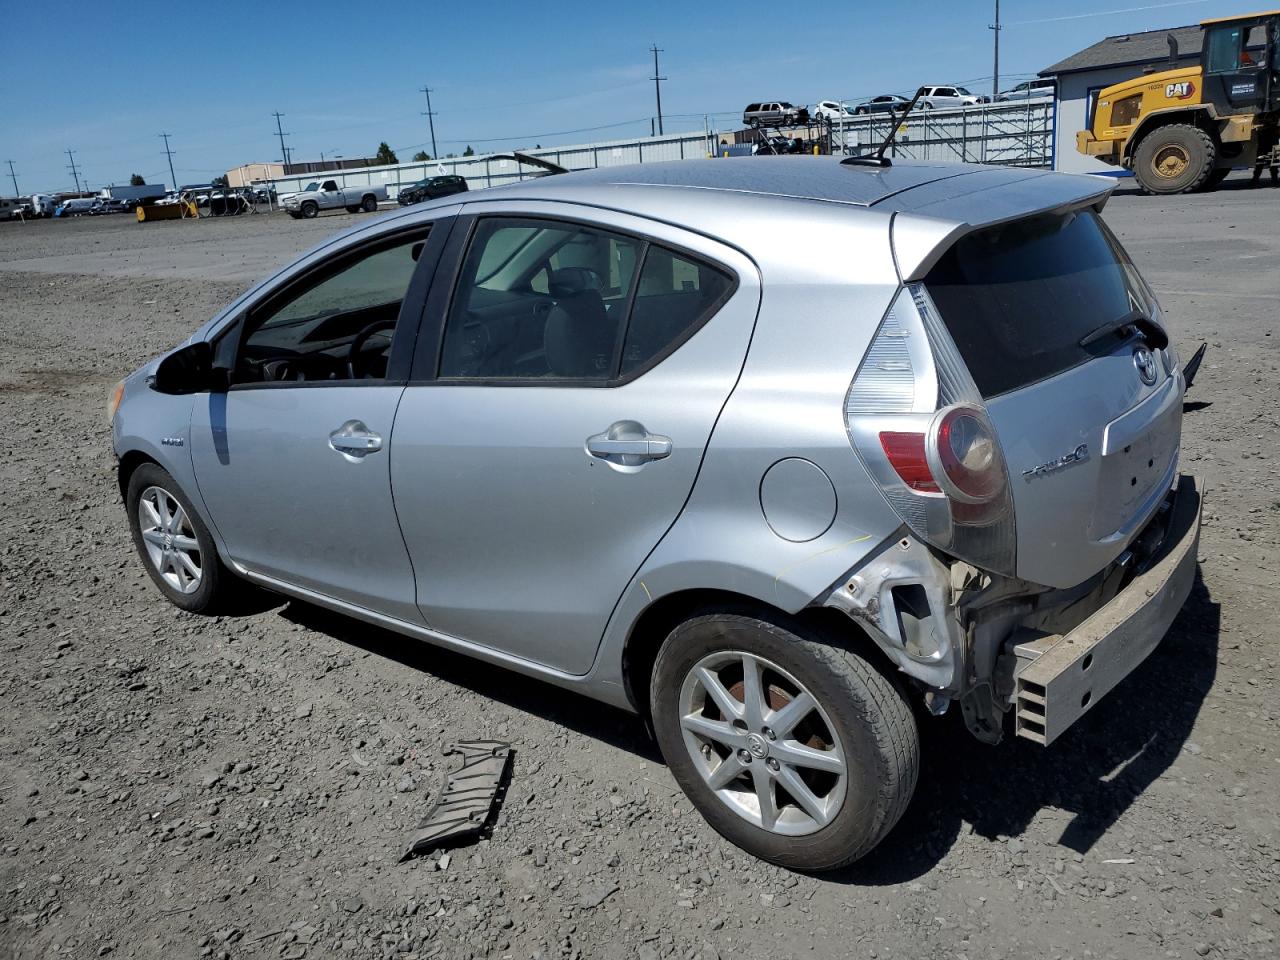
left=1040, top=24, right=1202, bottom=175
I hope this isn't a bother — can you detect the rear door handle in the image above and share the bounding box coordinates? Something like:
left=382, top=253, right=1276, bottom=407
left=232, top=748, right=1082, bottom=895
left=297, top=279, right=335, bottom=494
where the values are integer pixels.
left=329, top=420, right=383, bottom=460
left=586, top=424, right=672, bottom=462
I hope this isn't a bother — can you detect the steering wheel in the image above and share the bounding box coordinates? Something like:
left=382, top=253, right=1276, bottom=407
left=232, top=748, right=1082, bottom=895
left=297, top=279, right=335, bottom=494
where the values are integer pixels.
left=347, top=319, right=398, bottom=379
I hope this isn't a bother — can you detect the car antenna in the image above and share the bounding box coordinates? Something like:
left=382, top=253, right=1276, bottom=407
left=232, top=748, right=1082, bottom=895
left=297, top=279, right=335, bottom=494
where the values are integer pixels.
left=842, top=87, right=926, bottom=168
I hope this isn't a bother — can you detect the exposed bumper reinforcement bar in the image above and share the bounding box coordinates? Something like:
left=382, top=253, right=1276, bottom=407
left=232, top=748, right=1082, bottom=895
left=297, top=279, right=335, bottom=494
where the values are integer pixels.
left=1014, top=475, right=1202, bottom=746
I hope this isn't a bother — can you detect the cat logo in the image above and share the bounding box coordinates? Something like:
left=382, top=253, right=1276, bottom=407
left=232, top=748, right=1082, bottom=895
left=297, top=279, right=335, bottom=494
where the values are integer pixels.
left=1164, top=81, right=1195, bottom=100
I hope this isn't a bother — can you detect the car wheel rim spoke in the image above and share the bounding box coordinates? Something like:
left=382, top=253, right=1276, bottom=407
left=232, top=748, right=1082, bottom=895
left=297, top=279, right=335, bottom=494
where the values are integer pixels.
left=678, top=649, right=847, bottom=837
left=137, top=485, right=202, bottom=595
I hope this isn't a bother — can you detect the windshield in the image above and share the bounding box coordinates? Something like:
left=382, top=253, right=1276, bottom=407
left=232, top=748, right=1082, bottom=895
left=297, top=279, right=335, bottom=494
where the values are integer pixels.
left=303, top=182, right=319, bottom=192
left=924, top=210, right=1153, bottom=397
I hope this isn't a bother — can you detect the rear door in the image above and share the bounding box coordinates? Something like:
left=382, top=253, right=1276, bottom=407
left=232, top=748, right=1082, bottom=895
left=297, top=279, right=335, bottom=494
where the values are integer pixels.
left=389, top=201, right=760, bottom=674
left=919, top=207, right=1181, bottom=589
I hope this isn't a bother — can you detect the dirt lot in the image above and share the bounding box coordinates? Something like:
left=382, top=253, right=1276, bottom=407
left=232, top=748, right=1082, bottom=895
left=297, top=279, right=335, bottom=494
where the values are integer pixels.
left=1, top=180, right=1277, bottom=960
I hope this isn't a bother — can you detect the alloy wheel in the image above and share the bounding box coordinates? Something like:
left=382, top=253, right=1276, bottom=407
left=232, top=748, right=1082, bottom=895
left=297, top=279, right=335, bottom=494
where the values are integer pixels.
left=137, top=485, right=203, bottom=594
left=678, top=650, right=847, bottom=836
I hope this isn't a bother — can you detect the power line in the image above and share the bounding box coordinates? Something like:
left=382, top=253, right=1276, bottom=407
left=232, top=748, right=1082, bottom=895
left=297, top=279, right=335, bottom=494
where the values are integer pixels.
left=272, top=112, right=292, bottom=166
left=419, top=85, right=439, bottom=159
left=1008, top=0, right=1209, bottom=25
left=66, top=150, right=82, bottom=193
left=4, top=160, right=17, bottom=198
left=650, top=45, right=666, bottom=136
left=158, top=133, right=177, bottom=191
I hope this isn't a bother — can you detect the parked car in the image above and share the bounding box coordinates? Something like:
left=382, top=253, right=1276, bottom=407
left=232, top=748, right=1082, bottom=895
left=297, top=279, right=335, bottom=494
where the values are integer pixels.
left=918, top=85, right=982, bottom=109
left=397, top=175, right=468, bottom=206
left=742, top=102, right=803, bottom=126
left=812, top=100, right=856, bottom=123
left=54, top=198, right=100, bottom=217
left=997, top=78, right=1056, bottom=101
left=112, top=157, right=1200, bottom=872
left=854, top=95, right=911, bottom=115
left=281, top=179, right=388, bottom=218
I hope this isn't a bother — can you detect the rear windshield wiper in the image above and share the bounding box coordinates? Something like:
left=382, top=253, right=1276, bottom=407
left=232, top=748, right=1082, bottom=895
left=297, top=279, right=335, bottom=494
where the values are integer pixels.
left=1078, top=309, right=1169, bottom=351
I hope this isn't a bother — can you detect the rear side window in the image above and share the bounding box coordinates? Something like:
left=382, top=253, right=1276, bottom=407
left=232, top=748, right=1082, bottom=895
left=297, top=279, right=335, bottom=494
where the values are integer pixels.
left=924, top=210, right=1151, bottom=398
left=438, top=217, right=734, bottom=382
left=622, top=247, right=733, bottom=375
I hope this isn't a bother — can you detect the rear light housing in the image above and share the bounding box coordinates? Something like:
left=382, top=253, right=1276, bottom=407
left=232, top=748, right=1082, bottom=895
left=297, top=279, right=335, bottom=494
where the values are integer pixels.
left=845, top=284, right=1017, bottom=575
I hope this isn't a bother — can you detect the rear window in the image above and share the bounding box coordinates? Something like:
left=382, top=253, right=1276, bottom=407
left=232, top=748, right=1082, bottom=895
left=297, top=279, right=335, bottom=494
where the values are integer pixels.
left=924, top=210, right=1152, bottom=398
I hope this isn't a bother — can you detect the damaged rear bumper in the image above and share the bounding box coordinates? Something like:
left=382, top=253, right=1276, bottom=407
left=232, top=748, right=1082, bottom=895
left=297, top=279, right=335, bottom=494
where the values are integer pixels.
left=1012, top=475, right=1202, bottom=745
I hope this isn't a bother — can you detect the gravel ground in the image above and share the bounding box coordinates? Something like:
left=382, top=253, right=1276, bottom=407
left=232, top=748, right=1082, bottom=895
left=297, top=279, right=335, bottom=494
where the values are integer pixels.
left=1, top=181, right=1278, bottom=960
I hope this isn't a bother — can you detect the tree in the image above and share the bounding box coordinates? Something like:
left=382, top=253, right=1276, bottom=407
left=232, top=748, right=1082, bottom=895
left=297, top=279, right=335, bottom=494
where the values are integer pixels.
left=375, top=142, right=399, bottom=165
left=412, top=151, right=431, bottom=162
left=211, top=175, right=228, bottom=188
left=463, top=145, right=475, bottom=157
left=129, top=173, right=146, bottom=186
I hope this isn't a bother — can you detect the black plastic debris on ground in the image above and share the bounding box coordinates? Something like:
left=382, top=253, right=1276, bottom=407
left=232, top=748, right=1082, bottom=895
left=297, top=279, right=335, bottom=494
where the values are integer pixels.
left=401, top=740, right=514, bottom=862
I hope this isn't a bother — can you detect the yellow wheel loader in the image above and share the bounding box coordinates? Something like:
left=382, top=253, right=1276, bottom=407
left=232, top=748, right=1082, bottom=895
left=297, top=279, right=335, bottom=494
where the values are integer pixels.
left=1077, top=11, right=1279, bottom=193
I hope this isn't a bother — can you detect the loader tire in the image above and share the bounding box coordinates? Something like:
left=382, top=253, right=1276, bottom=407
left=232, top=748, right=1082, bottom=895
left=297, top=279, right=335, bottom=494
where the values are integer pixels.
left=1133, top=124, right=1216, bottom=195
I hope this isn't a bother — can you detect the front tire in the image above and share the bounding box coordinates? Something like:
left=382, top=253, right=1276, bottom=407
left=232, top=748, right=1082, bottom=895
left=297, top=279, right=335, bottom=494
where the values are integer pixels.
left=126, top=463, right=233, bottom=614
left=650, top=611, right=919, bottom=871
left=300, top=201, right=319, bottom=219
left=1133, top=124, right=1216, bottom=194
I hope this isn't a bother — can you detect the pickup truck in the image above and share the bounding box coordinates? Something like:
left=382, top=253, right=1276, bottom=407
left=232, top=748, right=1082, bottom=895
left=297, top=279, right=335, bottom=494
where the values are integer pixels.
left=281, top=179, right=388, bottom=219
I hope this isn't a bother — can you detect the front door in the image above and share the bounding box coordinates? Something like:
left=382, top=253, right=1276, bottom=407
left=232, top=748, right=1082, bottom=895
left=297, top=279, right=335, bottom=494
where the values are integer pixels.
left=190, top=222, right=446, bottom=621
left=389, top=206, right=759, bottom=674
left=1202, top=20, right=1274, bottom=113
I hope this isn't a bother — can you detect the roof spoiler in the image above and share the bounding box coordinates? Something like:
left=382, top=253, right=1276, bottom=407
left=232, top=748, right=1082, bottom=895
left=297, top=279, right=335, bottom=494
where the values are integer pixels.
left=490, top=152, right=568, bottom=175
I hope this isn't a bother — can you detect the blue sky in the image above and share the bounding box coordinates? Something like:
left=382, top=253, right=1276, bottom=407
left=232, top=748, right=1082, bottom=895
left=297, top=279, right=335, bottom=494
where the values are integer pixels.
left=0, top=0, right=1253, bottom=192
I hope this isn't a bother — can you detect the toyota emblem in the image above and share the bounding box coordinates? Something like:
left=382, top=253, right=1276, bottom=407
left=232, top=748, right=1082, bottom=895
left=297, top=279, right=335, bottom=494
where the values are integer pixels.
left=1133, top=347, right=1157, bottom=386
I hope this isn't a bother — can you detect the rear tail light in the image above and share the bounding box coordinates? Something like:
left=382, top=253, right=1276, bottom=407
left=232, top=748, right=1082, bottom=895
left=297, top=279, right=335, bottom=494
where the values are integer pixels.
left=879, top=431, right=940, bottom=494
left=846, top=285, right=1016, bottom=574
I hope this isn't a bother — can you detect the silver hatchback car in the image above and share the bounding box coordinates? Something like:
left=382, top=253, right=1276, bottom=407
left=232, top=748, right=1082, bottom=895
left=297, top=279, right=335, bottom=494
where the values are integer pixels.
left=112, top=158, right=1202, bottom=870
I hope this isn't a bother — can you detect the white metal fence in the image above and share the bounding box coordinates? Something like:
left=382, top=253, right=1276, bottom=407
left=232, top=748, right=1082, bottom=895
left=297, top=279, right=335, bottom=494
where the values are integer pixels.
left=833, top=100, right=1055, bottom=167
left=253, top=101, right=1056, bottom=201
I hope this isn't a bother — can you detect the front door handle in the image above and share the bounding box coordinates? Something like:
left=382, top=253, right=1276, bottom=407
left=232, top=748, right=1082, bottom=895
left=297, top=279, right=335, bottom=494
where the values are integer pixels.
left=329, top=420, right=383, bottom=460
left=586, top=421, right=672, bottom=465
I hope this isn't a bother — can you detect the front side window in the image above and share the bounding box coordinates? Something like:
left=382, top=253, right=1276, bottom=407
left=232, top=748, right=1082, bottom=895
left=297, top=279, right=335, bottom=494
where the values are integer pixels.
left=234, top=230, right=428, bottom=385
left=1205, top=25, right=1246, bottom=73
left=438, top=217, right=734, bottom=382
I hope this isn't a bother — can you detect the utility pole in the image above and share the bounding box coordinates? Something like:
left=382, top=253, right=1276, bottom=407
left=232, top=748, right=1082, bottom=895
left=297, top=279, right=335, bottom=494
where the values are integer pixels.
left=272, top=112, right=292, bottom=167
left=66, top=150, right=82, bottom=193
left=650, top=45, right=666, bottom=135
left=989, top=0, right=1002, bottom=100
left=158, top=133, right=177, bottom=190
left=4, top=160, right=17, bottom=198
left=419, top=85, right=438, bottom=159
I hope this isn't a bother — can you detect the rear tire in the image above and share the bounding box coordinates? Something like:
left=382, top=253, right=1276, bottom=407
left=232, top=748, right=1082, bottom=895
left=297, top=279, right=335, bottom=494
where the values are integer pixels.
left=126, top=463, right=236, bottom=614
left=1133, top=124, right=1216, bottom=195
left=650, top=610, right=919, bottom=871
left=361, top=194, right=378, bottom=212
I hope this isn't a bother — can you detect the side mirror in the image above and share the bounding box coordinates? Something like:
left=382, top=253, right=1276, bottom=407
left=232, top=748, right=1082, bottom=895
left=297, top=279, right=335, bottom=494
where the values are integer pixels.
left=152, top=341, right=214, bottom=394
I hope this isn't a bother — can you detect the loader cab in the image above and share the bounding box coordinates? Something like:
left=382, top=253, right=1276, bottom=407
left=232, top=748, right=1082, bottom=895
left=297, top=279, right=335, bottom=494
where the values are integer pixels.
left=1199, top=12, right=1279, bottom=115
